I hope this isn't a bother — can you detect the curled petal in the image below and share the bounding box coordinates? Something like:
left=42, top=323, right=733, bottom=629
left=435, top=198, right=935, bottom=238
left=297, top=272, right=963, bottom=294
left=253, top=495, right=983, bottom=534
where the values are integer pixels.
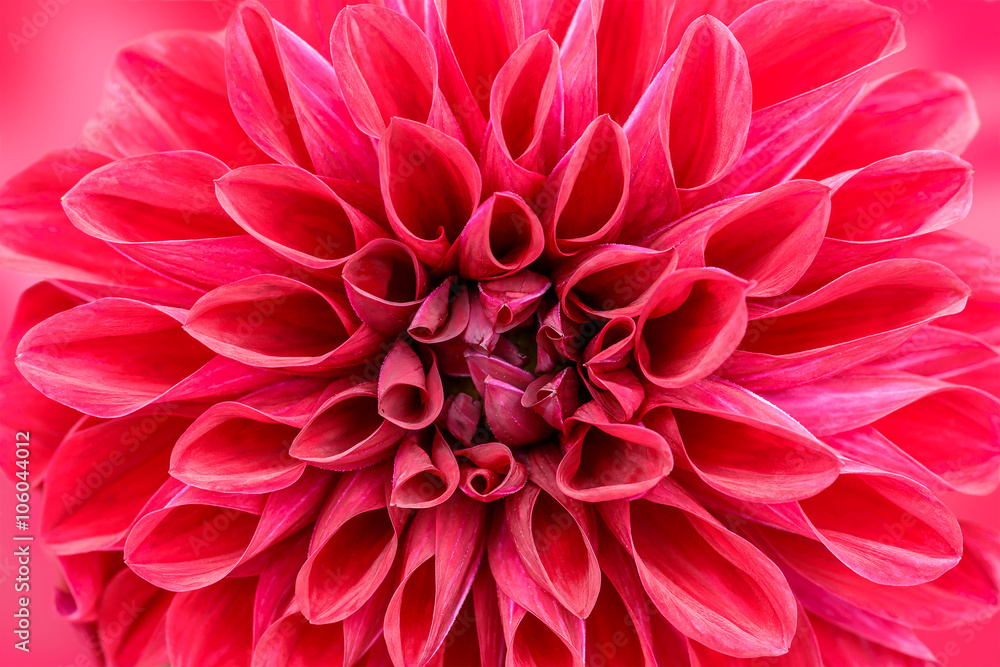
left=478, top=269, right=550, bottom=333
left=378, top=341, right=445, bottom=429
left=344, top=238, right=429, bottom=334
left=379, top=118, right=481, bottom=267
left=724, top=259, right=970, bottom=390
left=384, top=492, right=488, bottom=667
left=408, top=277, right=471, bottom=344
left=601, top=480, right=797, bottom=657
left=558, top=401, right=673, bottom=502
left=331, top=4, right=459, bottom=138
left=441, top=393, right=483, bottom=446
left=539, top=114, right=630, bottom=258
left=55, top=551, right=123, bottom=623
left=100, top=568, right=173, bottom=667
left=453, top=193, right=545, bottom=280
left=582, top=316, right=644, bottom=421
left=643, top=378, right=841, bottom=503
left=296, top=465, right=406, bottom=624
left=635, top=267, right=750, bottom=388
left=801, top=69, right=980, bottom=179
left=536, top=303, right=587, bottom=370
left=184, top=274, right=378, bottom=371
left=456, top=442, right=527, bottom=502
left=555, top=244, right=677, bottom=321
left=522, top=368, right=583, bottom=432
left=391, top=429, right=460, bottom=508
left=169, top=401, right=304, bottom=494
left=291, top=381, right=406, bottom=470
left=226, top=1, right=376, bottom=180
left=483, top=375, right=554, bottom=447
left=216, top=163, right=385, bottom=270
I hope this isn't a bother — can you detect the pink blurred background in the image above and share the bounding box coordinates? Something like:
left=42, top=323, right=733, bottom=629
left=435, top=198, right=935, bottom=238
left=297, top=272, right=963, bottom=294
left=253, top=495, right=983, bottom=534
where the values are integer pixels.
left=0, top=1, right=997, bottom=665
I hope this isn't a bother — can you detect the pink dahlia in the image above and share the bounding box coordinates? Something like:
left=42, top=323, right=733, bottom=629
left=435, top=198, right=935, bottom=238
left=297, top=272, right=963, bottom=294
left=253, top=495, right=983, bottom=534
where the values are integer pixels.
left=2, top=0, right=999, bottom=665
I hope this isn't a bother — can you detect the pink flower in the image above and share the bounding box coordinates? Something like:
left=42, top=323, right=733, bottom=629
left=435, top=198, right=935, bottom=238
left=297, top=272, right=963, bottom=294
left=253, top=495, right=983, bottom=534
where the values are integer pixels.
left=1, top=0, right=998, bottom=665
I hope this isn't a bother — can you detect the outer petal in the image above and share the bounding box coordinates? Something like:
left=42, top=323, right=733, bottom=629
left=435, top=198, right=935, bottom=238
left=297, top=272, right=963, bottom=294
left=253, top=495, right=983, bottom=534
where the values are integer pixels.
left=54, top=551, right=123, bottom=623
left=801, top=69, right=980, bottom=179
left=378, top=342, right=445, bottom=430
left=600, top=480, right=797, bottom=657
left=344, top=238, right=429, bottom=334
left=723, top=259, right=970, bottom=390
left=643, top=378, right=840, bottom=503
left=215, top=163, right=385, bottom=270
left=99, top=568, right=173, bottom=667
left=166, top=577, right=256, bottom=667
left=452, top=193, right=545, bottom=281
left=391, top=428, right=460, bottom=508
left=808, top=613, right=936, bottom=667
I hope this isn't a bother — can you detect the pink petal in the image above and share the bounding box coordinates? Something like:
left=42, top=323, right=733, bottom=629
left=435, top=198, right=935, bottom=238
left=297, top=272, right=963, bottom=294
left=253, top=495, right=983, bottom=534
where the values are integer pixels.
left=15, top=299, right=216, bottom=417
left=442, top=393, right=483, bottom=446
left=63, top=151, right=291, bottom=290
left=635, top=267, right=750, bottom=388
left=409, top=278, right=471, bottom=344
left=184, top=274, right=380, bottom=371
left=764, top=367, right=1000, bottom=495
left=378, top=118, right=482, bottom=267
left=169, top=401, right=304, bottom=494
left=522, top=368, right=583, bottom=432
left=799, top=151, right=973, bottom=287
left=583, top=571, right=649, bottom=667
left=643, top=378, right=840, bottom=503
left=601, top=480, right=797, bottom=657
left=688, top=603, right=823, bottom=666
left=555, top=244, right=677, bottom=321
left=166, top=577, right=256, bottom=667
left=344, top=238, right=429, bottom=334
left=452, top=193, right=545, bottom=280
left=456, top=442, right=527, bottom=502
left=483, top=376, right=554, bottom=447
left=557, top=401, right=673, bottom=502
left=0, top=282, right=81, bottom=484
left=478, top=269, right=550, bottom=333
left=505, top=447, right=601, bottom=618
left=581, top=316, right=644, bottom=421
left=801, top=69, right=980, bottom=180
left=41, top=411, right=194, bottom=554
left=291, top=381, right=406, bottom=470
left=226, top=1, right=376, bottom=180
left=0, top=148, right=180, bottom=288
left=391, top=429, right=460, bottom=508
left=384, top=492, right=488, bottom=666
left=378, top=341, right=445, bottom=429
left=85, top=31, right=268, bottom=167
left=536, top=303, right=586, bottom=370
left=253, top=528, right=310, bottom=644
left=55, top=551, right=123, bottom=623
left=723, top=259, right=970, bottom=390
left=808, top=613, right=936, bottom=667
left=331, top=4, right=460, bottom=139
left=540, top=114, right=630, bottom=258
left=482, top=32, right=563, bottom=198
left=558, top=0, right=599, bottom=145
left=98, top=568, right=172, bottom=667
left=215, top=163, right=386, bottom=270
left=296, top=465, right=406, bottom=624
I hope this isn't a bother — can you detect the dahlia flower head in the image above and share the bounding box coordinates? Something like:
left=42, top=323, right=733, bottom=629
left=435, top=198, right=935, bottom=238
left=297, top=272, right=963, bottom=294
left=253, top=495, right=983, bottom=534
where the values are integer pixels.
left=2, top=0, right=999, bottom=665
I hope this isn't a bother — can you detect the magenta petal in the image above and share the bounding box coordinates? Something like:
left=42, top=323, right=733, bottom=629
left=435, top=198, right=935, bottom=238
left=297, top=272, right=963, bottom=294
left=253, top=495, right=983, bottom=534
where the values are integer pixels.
left=801, top=69, right=980, bottom=179
left=391, top=429, right=460, bottom=508
left=456, top=442, right=527, bottom=502
left=452, top=193, right=545, bottom=280
left=226, top=1, right=376, bottom=181
left=522, top=368, right=583, bottom=432
left=169, top=401, right=304, bottom=494
left=291, top=381, right=405, bottom=470
left=379, top=118, right=481, bottom=267
left=558, top=0, right=599, bottom=146
left=296, top=465, right=406, bottom=624
left=505, top=448, right=601, bottom=618
left=344, top=238, right=429, bottom=334
left=557, top=401, right=673, bottom=502
left=581, top=316, right=645, bottom=421
left=482, top=32, right=562, bottom=198
left=808, top=613, right=937, bottom=667
left=555, top=244, right=677, bottom=321
left=442, top=393, right=483, bottom=446
left=166, top=577, right=256, bottom=667
left=384, top=492, right=487, bottom=666
left=540, top=114, right=630, bottom=258
left=331, top=4, right=459, bottom=139
left=378, top=341, right=445, bottom=429
left=477, top=269, right=550, bottom=333
left=408, top=277, right=471, bottom=344
left=483, top=375, right=554, bottom=447
left=55, top=551, right=123, bottom=622
left=643, top=378, right=841, bottom=503
left=184, top=274, right=379, bottom=371
left=688, top=603, right=824, bottom=667
left=601, top=480, right=797, bottom=657
left=15, top=298, right=216, bottom=417
left=724, top=259, right=970, bottom=390
left=100, top=567, right=173, bottom=667
left=216, top=163, right=386, bottom=270
left=42, top=411, right=193, bottom=554
left=635, top=267, right=750, bottom=388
